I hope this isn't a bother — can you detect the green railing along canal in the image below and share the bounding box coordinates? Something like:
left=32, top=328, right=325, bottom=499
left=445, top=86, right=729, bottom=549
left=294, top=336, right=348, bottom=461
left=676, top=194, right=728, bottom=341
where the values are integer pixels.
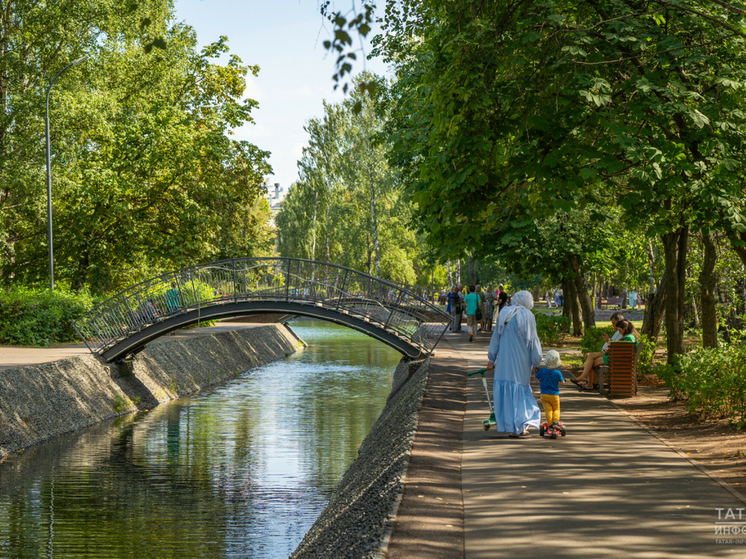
left=0, top=320, right=402, bottom=558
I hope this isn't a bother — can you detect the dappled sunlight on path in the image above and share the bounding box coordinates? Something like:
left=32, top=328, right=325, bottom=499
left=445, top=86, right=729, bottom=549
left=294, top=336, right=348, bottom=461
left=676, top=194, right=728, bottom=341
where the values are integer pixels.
left=443, top=330, right=746, bottom=558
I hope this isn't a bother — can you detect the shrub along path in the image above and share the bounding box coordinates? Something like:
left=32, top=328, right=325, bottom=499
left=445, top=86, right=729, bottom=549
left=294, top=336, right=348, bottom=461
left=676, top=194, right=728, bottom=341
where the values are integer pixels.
left=440, top=329, right=746, bottom=558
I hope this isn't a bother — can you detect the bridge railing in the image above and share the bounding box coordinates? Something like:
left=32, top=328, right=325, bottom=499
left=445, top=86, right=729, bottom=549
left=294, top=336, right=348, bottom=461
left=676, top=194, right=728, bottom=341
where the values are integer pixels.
left=73, top=257, right=450, bottom=356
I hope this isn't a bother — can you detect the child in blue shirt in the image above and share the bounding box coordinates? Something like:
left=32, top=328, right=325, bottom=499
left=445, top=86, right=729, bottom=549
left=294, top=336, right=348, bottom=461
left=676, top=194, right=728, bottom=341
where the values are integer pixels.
left=535, top=350, right=565, bottom=427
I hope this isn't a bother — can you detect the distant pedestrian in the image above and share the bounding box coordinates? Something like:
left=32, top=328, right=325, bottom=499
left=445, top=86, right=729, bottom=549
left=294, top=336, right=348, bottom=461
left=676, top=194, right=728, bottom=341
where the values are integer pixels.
left=484, top=286, right=495, bottom=333
left=628, top=289, right=638, bottom=310
left=464, top=285, right=480, bottom=342
left=536, top=350, right=565, bottom=429
left=559, top=288, right=564, bottom=308
left=141, top=299, right=158, bottom=322
left=166, top=282, right=182, bottom=315
left=448, top=286, right=463, bottom=332
left=494, top=291, right=509, bottom=322
left=476, top=285, right=486, bottom=332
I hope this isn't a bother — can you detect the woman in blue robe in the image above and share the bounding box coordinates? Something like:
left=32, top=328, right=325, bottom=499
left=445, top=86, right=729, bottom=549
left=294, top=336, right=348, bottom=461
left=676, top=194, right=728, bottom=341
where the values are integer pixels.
left=486, top=291, right=543, bottom=437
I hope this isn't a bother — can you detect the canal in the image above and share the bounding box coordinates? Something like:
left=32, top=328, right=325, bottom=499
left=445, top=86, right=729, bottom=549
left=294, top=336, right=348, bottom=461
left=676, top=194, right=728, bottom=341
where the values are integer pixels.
left=0, top=320, right=401, bottom=558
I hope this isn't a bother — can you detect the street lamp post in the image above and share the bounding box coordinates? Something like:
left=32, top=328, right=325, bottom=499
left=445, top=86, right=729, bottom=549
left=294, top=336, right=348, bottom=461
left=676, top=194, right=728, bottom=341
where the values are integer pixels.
left=45, top=55, right=89, bottom=292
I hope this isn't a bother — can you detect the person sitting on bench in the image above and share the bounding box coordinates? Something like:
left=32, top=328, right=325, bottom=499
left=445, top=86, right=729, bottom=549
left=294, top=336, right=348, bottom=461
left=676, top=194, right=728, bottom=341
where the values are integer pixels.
left=571, top=312, right=623, bottom=388
left=575, top=318, right=638, bottom=391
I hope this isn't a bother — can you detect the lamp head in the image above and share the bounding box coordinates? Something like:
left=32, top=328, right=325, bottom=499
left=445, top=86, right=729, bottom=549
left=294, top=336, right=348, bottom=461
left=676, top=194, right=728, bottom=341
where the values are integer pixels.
left=71, top=56, right=90, bottom=66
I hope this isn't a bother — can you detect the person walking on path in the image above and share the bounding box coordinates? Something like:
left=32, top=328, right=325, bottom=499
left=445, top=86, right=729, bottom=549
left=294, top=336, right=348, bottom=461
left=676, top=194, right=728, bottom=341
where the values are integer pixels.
left=476, top=285, right=486, bottom=333
left=166, top=282, right=182, bottom=315
left=493, top=290, right=509, bottom=323
left=448, top=286, right=463, bottom=332
left=464, top=285, right=480, bottom=343
left=486, top=291, right=543, bottom=437
left=483, top=286, right=495, bottom=332
left=535, top=350, right=565, bottom=428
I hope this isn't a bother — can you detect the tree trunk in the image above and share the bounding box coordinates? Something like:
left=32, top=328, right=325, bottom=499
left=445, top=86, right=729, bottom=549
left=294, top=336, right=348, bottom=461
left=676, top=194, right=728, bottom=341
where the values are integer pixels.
left=325, top=187, right=331, bottom=264
left=562, top=280, right=571, bottom=320
left=661, top=226, right=688, bottom=363
left=568, top=254, right=595, bottom=327
left=455, top=259, right=461, bottom=286
left=727, top=232, right=746, bottom=268
left=642, top=273, right=667, bottom=340
left=565, top=279, right=582, bottom=336
left=366, top=233, right=372, bottom=276
left=369, top=191, right=380, bottom=279
left=646, top=240, right=657, bottom=294
left=700, top=232, right=718, bottom=348
left=447, top=261, right=453, bottom=286
left=310, top=189, right=318, bottom=281
left=469, top=256, right=476, bottom=285
left=367, top=170, right=381, bottom=278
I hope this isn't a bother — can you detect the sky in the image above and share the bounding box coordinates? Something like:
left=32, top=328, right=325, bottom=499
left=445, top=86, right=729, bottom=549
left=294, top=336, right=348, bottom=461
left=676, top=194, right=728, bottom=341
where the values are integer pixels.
left=173, top=0, right=389, bottom=191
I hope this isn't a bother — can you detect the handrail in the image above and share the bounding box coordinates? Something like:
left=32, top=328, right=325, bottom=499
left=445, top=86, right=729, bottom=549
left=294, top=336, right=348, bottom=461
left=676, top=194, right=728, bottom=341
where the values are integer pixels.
left=73, top=257, right=450, bottom=358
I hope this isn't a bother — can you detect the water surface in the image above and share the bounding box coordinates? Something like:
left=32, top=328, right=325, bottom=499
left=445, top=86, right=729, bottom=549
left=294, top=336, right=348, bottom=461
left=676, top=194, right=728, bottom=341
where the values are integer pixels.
left=0, top=320, right=400, bottom=558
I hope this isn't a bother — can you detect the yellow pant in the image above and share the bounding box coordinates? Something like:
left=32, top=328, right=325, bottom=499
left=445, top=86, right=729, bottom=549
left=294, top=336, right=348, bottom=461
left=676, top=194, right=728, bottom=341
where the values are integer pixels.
left=541, top=394, right=561, bottom=424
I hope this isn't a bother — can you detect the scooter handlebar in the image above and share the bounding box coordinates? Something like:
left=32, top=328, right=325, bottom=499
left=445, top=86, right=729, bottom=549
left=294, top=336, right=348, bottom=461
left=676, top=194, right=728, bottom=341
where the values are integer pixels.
left=467, top=368, right=487, bottom=377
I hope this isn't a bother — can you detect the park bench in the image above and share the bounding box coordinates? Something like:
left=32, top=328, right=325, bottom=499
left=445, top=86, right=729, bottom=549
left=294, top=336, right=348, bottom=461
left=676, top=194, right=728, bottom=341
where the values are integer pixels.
left=598, top=341, right=643, bottom=398
left=599, top=296, right=623, bottom=309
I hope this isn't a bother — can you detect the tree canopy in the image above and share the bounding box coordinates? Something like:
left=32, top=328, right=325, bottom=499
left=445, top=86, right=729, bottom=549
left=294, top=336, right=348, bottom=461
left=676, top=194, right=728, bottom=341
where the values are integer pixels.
left=0, top=0, right=270, bottom=293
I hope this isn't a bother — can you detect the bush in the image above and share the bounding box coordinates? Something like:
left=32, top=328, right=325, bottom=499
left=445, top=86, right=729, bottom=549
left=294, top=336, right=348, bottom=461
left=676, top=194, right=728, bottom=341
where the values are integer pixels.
left=533, top=312, right=570, bottom=347
left=637, top=334, right=657, bottom=375
left=0, top=286, right=95, bottom=346
left=656, top=344, right=746, bottom=428
left=579, top=325, right=616, bottom=356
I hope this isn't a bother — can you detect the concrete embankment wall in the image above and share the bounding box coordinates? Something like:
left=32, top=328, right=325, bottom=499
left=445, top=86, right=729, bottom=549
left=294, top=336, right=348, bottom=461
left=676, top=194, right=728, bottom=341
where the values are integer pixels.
left=0, top=324, right=303, bottom=459
left=291, top=358, right=429, bottom=559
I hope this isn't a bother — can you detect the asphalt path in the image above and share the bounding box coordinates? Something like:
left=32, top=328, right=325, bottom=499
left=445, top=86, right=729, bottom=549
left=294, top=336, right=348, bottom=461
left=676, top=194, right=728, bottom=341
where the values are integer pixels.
left=444, top=329, right=746, bottom=559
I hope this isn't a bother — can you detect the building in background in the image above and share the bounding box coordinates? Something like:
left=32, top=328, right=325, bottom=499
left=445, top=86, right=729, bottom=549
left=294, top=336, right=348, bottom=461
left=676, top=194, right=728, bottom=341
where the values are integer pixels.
left=265, top=182, right=286, bottom=227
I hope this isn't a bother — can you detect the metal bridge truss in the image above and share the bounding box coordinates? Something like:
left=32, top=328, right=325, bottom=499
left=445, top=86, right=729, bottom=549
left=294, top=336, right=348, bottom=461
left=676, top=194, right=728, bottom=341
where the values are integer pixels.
left=73, top=257, right=451, bottom=362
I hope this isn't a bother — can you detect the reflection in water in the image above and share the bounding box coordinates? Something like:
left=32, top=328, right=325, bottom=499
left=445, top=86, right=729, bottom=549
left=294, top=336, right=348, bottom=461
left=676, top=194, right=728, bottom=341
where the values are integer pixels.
left=0, top=320, right=399, bottom=558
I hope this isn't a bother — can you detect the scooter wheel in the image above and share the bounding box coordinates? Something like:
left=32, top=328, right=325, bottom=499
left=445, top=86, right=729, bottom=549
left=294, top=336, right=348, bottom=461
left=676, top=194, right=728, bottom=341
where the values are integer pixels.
left=539, top=424, right=545, bottom=437
left=551, top=430, right=557, bottom=439
left=560, top=426, right=567, bottom=437
left=482, top=419, right=492, bottom=431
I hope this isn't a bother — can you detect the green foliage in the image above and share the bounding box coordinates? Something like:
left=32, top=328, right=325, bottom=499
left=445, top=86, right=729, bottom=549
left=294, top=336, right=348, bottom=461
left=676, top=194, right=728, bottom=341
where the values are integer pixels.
left=0, top=287, right=95, bottom=346
left=657, top=345, right=746, bottom=428
left=374, top=0, right=746, bottom=356
left=0, top=3, right=271, bottom=294
left=579, top=326, right=616, bottom=356
left=637, top=334, right=657, bottom=376
left=112, top=395, right=127, bottom=414
left=276, top=73, right=431, bottom=284
left=533, top=312, right=570, bottom=347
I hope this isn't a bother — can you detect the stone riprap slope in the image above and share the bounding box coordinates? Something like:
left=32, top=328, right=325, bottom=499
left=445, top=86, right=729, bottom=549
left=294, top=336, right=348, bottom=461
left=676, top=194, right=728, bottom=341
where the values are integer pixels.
left=290, top=358, right=430, bottom=559
left=0, top=325, right=302, bottom=459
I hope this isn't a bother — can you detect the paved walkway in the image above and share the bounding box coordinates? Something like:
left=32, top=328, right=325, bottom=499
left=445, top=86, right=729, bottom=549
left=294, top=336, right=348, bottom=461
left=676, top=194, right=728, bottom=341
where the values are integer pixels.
left=0, top=321, right=260, bottom=370
left=439, top=329, right=746, bottom=558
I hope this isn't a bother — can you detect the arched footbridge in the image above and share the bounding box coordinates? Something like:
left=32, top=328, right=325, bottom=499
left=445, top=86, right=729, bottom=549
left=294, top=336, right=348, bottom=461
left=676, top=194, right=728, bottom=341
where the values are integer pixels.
left=73, top=257, right=451, bottom=362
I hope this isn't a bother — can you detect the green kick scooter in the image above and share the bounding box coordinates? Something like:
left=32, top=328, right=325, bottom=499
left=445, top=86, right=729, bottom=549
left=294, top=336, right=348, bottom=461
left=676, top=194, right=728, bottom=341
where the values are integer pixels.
left=468, top=368, right=495, bottom=431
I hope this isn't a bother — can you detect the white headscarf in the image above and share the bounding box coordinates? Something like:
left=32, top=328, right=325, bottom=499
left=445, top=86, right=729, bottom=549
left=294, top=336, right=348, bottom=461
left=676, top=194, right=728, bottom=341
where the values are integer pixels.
left=496, top=290, right=534, bottom=335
